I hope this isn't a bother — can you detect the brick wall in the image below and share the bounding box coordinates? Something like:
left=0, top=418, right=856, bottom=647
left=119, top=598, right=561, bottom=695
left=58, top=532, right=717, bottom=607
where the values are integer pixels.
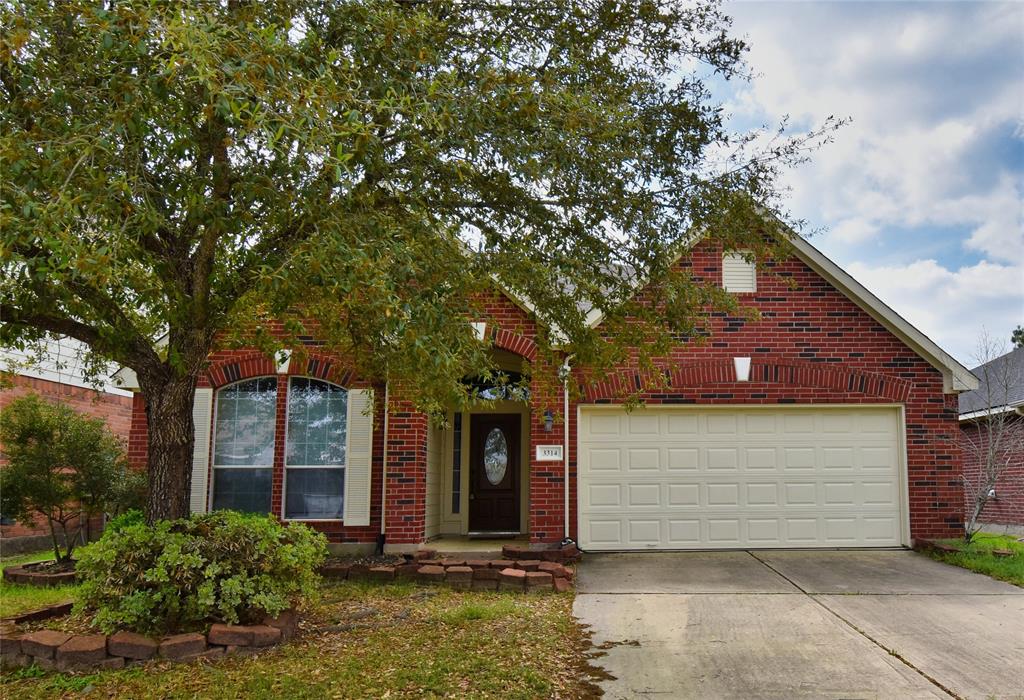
left=960, top=415, right=1024, bottom=526
left=1, top=375, right=133, bottom=538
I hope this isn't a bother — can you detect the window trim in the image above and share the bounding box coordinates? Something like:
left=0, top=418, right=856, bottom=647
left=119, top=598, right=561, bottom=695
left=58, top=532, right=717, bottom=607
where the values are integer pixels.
left=209, top=376, right=278, bottom=514
left=281, top=375, right=348, bottom=522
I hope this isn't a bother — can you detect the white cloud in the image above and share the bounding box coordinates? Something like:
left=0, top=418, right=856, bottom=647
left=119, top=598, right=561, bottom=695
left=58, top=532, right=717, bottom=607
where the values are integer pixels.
left=723, top=0, right=1024, bottom=362
left=830, top=217, right=880, bottom=245
left=845, top=258, right=1024, bottom=364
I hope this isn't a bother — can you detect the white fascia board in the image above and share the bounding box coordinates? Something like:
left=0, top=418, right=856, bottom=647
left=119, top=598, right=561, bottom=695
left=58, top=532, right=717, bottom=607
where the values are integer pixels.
left=110, top=365, right=140, bottom=391
left=959, top=402, right=1024, bottom=422
left=486, top=276, right=572, bottom=346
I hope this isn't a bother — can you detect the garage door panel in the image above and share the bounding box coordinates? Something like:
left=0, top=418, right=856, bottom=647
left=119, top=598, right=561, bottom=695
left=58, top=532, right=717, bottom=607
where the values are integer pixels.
left=707, top=483, right=740, bottom=506
left=862, top=481, right=897, bottom=505
left=578, top=406, right=905, bottom=550
left=668, top=448, right=699, bottom=470
left=707, top=518, right=741, bottom=543
left=627, top=413, right=659, bottom=435
left=746, top=483, right=779, bottom=506
left=707, top=448, right=739, bottom=470
left=668, top=484, right=700, bottom=506
left=627, top=483, right=661, bottom=507
left=745, top=447, right=778, bottom=469
left=747, top=519, right=781, bottom=543
left=627, top=448, right=660, bottom=471
left=587, top=519, right=622, bottom=545
left=863, top=517, right=899, bottom=541
left=586, top=483, right=622, bottom=508
left=667, top=519, right=701, bottom=544
left=667, top=414, right=699, bottom=434
left=783, top=447, right=817, bottom=470
left=628, top=520, right=661, bottom=544
left=861, top=446, right=895, bottom=469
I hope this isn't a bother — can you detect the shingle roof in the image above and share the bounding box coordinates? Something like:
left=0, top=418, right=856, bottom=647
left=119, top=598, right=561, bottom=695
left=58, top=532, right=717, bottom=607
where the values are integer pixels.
left=959, top=346, right=1024, bottom=415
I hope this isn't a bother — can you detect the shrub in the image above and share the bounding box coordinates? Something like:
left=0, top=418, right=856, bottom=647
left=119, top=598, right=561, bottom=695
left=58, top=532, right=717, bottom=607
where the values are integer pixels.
left=0, top=394, right=141, bottom=562
left=104, top=508, right=144, bottom=534
left=75, top=511, right=328, bottom=634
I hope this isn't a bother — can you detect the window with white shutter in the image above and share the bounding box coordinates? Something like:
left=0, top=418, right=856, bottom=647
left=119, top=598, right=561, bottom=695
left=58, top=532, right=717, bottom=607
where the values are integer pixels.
left=342, top=389, right=374, bottom=526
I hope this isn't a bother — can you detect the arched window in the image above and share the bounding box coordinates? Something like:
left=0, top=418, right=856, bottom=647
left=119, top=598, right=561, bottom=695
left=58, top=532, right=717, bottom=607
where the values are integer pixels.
left=211, top=377, right=277, bottom=514
left=284, top=377, right=347, bottom=519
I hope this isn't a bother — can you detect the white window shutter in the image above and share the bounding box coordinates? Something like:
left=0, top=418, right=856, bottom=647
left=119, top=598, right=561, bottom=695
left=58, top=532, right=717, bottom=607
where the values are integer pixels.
left=190, top=387, right=214, bottom=514
left=722, top=252, right=756, bottom=293
left=343, top=388, right=374, bottom=526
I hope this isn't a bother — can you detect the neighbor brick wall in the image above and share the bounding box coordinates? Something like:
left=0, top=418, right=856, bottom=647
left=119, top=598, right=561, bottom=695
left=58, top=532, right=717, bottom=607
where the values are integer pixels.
left=960, top=415, right=1024, bottom=526
left=1, top=375, right=133, bottom=538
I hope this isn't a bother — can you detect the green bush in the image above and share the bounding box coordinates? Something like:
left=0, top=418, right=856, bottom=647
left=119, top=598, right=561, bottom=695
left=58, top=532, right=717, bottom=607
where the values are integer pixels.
left=104, top=508, right=144, bottom=534
left=75, top=511, right=328, bottom=634
left=0, top=394, right=142, bottom=562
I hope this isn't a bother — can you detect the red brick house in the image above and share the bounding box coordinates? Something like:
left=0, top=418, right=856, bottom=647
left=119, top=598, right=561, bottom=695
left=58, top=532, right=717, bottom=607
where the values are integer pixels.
left=120, top=235, right=977, bottom=553
left=959, top=347, right=1024, bottom=529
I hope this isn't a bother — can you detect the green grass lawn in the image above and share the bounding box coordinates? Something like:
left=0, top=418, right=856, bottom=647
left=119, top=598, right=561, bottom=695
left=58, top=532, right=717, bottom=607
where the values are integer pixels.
left=924, top=532, right=1024, bottom=587
left=1, top=580, right=595, bottom=699
left=0, top=550, right=77, bottom=619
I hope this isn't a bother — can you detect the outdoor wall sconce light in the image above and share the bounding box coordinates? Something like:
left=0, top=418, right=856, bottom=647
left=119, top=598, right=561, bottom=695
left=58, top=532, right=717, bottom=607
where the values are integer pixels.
left=544, top=409, right=554, bottom=432
left=734, top=357, right=751, bottom=382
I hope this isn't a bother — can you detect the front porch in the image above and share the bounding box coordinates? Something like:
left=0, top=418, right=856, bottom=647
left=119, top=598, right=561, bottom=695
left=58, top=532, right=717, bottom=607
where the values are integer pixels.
left=381, top=346, right=570, bottom=552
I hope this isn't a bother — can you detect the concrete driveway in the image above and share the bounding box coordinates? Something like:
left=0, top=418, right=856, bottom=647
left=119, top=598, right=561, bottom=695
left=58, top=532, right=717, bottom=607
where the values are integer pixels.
left=574, top=550, right=1024, bottom=699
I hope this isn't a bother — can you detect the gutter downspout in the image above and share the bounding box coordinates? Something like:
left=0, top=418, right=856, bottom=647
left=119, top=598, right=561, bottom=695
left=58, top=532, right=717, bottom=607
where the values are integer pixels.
left=560, top=355, right=574, bottom=540
left=376, top=380, right=390, bottom=554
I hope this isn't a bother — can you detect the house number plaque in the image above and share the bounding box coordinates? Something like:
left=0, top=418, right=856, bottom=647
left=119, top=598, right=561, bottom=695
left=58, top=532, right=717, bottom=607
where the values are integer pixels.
left=535, top=445, right=564, bottom=461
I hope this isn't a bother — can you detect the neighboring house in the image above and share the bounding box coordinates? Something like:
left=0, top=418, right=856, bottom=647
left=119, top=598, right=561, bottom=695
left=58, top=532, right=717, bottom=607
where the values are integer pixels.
left=0, top=339, right=134, bottom=550
left=121, top=236, right=977, bottom=553
left=959, top=347, right=1024, bottom=528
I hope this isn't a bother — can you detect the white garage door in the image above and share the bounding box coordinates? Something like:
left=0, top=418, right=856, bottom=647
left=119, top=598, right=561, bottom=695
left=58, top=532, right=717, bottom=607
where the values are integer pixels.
left=577, top=406, right=906, bottom=550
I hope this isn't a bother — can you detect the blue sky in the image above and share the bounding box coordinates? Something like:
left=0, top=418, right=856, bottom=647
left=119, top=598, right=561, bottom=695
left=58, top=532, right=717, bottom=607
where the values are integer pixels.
left=718, top=0, right=1024, bottom=366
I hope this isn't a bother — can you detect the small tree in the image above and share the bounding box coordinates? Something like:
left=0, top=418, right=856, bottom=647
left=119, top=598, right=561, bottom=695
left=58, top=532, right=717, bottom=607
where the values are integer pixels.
left=1011, top=325, right=1023, bottom=349
left=0, top=394, right=139, bottom=562
left=960, top=334, right=1024, bottom=542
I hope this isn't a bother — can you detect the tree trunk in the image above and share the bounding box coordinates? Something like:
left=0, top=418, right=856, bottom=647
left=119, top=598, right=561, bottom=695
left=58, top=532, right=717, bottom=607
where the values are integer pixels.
left=142, top=374, right=199, bottom=523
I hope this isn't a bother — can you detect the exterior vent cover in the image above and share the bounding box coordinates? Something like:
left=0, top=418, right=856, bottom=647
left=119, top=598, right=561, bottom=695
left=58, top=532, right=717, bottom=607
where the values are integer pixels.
left=723, top=252, right=756, bottom=293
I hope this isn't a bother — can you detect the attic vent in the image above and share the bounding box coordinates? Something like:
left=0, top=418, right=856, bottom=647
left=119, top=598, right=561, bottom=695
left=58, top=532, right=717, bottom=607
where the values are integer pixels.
left=723, top=252, right=756, bottom=293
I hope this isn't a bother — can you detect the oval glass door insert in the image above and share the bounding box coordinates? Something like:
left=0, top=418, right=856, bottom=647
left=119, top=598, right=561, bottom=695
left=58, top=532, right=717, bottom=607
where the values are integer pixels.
left=484, top=428, right=509, bottom=485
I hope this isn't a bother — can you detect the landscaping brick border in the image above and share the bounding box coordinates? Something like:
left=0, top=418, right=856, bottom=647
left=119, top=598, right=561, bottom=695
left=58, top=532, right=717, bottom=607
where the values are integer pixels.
left=2, top=564, right=77, bottom=587
left=320, top=554, right=575, bottom=594
left=0, top=610, right=297, bottom=673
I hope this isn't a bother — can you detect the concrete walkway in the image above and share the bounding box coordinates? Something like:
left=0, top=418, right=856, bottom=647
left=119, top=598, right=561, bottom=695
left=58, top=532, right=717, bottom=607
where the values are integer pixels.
left=574, top=550, right=1024, bottom=699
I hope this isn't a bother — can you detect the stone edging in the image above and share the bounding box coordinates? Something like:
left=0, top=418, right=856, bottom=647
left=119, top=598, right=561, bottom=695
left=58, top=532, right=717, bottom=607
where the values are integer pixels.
left=2, top=564, right=77, bottom=587
left=321, top=558, right=575, bottom=593
left=916, top=539, right=1016, bottom=557
left=0, top=611, right=297, bottom=673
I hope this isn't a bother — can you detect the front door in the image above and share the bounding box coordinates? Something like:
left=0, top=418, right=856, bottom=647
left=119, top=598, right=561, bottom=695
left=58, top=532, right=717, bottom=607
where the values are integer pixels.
left=469, top=414, right=520, bottom=533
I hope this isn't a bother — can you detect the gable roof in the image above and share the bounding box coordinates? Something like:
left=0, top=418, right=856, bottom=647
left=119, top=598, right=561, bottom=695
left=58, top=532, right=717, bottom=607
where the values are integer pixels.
left=582, top=232, right=978, bottom=394
left=959, top=346, right=1024, bottom=417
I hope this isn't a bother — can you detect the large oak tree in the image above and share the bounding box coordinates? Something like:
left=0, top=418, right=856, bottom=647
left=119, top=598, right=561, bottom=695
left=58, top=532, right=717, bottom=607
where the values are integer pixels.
left=1, top=0, right=836, bottom=521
